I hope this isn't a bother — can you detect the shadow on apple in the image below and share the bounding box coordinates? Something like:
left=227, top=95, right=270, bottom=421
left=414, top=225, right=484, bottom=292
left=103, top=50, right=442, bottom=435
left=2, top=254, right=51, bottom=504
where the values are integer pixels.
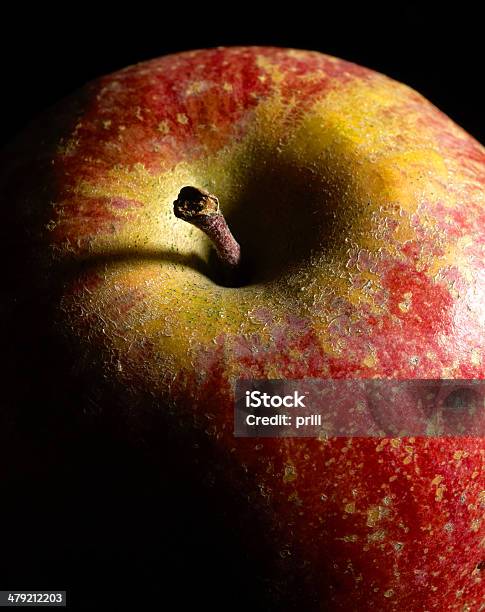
left=0, top=94, right=289, bottom=611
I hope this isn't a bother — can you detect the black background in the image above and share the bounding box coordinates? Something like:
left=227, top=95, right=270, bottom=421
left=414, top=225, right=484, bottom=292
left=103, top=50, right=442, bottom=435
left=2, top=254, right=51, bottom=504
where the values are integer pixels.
left=0, top=5, right=482, bottom=611
left=1, top=5, right=483, bottom=146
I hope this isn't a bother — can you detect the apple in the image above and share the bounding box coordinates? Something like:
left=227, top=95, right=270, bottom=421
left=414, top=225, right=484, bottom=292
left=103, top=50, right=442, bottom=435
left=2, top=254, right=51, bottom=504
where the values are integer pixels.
left=1, top=46, right=484, bottom=610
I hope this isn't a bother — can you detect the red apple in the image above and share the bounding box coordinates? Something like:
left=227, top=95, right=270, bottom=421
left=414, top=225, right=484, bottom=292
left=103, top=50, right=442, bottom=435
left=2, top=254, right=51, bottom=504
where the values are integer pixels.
left=1, top=47, right=484, bottom=610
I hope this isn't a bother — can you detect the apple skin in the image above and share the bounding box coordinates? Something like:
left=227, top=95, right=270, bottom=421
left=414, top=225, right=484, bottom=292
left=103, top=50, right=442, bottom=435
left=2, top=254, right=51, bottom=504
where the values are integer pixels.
left=1, top=47, right=484, bottom=610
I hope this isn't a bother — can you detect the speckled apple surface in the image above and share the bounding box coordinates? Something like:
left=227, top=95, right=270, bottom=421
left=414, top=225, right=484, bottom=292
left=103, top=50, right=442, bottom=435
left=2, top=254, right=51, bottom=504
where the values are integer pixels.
left=1, top=47, right=484, bottom=610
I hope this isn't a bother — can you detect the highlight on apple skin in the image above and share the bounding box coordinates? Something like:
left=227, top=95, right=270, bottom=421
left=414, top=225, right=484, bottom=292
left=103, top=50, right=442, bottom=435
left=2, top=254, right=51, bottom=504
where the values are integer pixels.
left=1, top=47, right=484, bottom=610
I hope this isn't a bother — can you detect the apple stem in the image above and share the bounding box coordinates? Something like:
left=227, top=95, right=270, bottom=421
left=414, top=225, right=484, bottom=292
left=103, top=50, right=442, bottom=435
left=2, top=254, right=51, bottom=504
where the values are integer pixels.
left=173, top=186, right=241, bottom=272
